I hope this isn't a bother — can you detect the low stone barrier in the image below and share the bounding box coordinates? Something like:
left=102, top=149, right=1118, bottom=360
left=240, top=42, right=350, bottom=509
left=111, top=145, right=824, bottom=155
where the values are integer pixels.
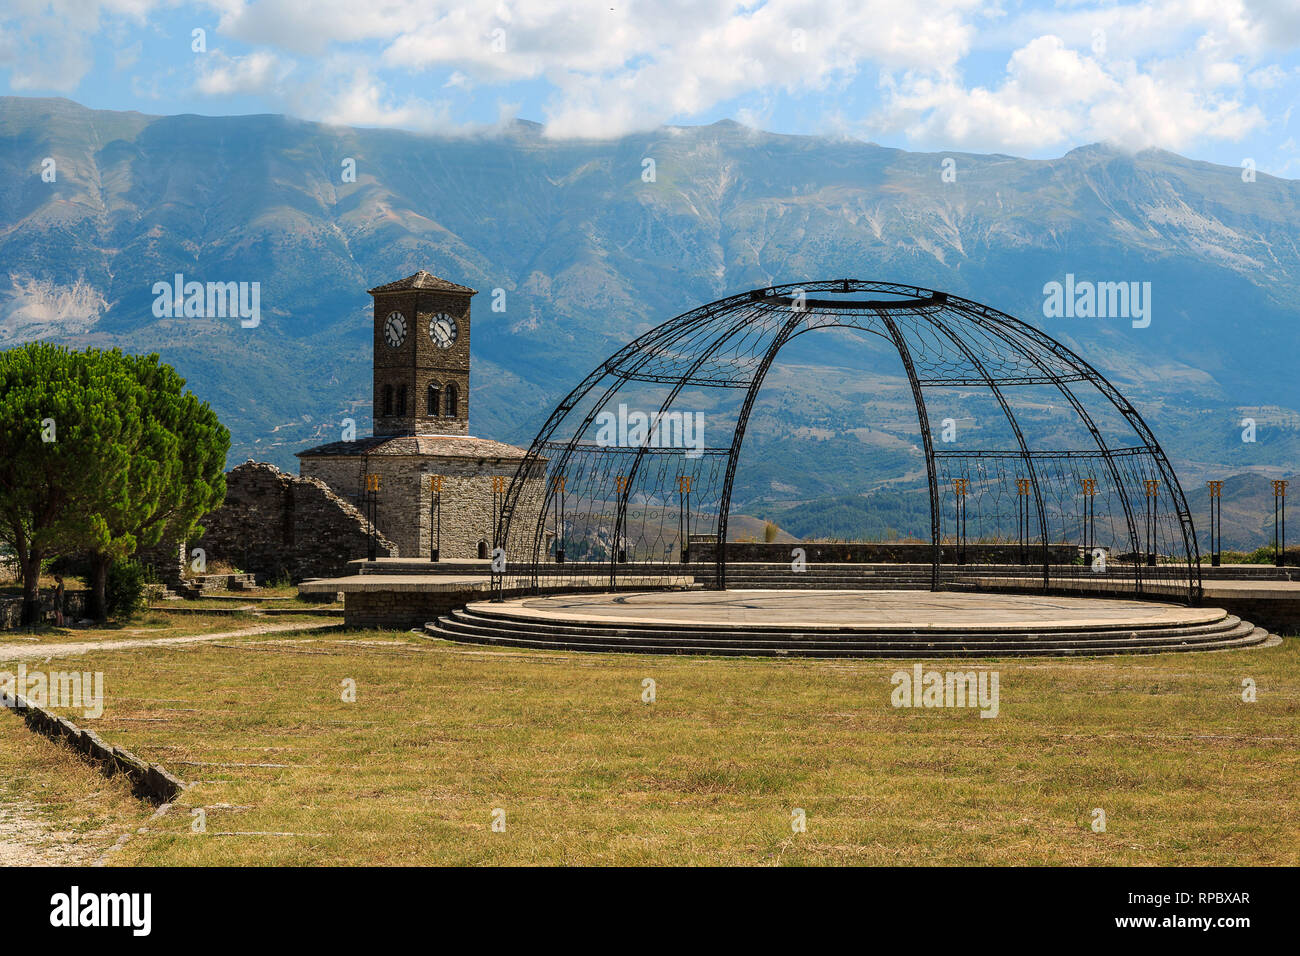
left=0, top=592, right=88, bottom=630
left=1, top=691, right=184, bottom=804
left=686, top=538, right=1079, bottom=565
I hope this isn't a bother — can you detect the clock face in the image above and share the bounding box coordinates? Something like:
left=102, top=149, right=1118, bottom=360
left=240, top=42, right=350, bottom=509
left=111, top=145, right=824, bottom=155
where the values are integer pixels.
left=429, top=312, right=458, bottom=349
left=383, top=311, right=407, bottom=348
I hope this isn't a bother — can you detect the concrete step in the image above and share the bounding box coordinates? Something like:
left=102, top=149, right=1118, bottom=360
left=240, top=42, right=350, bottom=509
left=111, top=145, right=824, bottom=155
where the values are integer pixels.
left=424, top=604, right=1271, bottom=658
left=424, top=621, right=1270, bottom=658
left=444, top=606, right=1245, bottom=641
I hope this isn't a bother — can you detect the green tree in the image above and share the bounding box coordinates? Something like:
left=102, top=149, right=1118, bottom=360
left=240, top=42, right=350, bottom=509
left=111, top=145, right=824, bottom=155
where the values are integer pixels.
left=0, top=345, right=229, bottom=624
left=0, top=345, right=133, bottom=624
left=73, top=352, right=229, bottom=620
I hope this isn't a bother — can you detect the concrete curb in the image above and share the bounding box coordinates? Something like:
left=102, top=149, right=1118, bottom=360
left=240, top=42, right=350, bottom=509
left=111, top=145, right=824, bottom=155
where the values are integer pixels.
left=2, top=691, right=185, bottom=805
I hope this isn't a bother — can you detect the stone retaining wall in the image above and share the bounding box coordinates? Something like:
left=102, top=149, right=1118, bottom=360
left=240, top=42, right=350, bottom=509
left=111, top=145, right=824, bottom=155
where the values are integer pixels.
left=2, top=692, right=184, bottom=804
left=344, top=586, right=490, bottom=629
left=0, top=592, right=89, bottom=630
left=1211, top=597, right=1300, bottom=635
left=136, top=540, right=185, bottom=586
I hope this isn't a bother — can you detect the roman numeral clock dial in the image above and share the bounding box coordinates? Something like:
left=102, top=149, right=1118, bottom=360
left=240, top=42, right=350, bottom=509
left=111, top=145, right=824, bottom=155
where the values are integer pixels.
left=429, top=312, right=458, bottom=348
left=384, top=311, right=407, bottom=348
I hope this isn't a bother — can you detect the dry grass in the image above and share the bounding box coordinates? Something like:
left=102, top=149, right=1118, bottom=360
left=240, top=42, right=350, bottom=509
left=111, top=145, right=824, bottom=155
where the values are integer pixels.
left=14, top=627, right=1297, bottom=866
left=0, top=711, right=155, bottom=864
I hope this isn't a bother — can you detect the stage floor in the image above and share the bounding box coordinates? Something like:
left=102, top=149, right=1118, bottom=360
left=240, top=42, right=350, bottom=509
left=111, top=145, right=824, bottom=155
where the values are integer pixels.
left=467, top=589, right=1222, bottom=632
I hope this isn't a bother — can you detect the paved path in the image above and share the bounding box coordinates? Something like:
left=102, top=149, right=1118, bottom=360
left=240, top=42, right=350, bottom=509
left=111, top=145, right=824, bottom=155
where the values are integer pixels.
left=0, top=801, right=98, bottom=866
left=0, top=620, right=340, bottom=662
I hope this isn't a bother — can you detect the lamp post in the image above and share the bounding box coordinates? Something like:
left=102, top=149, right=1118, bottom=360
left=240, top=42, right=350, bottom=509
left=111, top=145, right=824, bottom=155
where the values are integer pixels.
left=615, top=475, right=629, bottom=563
left=1143, top=478, right=1160, bottom=567
left=677, top=475, right=692, bottom=564
left=491, top=475, right=508, bottom=559
left=429, top=475, right=443, bottom=562
left=1273, top=479, right=1288, bottom=567
left=364, top=473, right=381, bottom=561
left=550, top=475, right=566, bottom=564
left=1080, top=477, right=1097, bottom=559
left=952, top=478, right=969, bottom=565
left=1015, top=477, right=1031, bottom=566
left=1207, top=480, right=1223, bottom=567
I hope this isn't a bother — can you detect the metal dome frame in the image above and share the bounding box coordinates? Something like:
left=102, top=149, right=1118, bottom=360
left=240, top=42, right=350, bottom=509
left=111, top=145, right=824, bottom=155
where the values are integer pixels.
left=491, top=280, right=1202, bottom=603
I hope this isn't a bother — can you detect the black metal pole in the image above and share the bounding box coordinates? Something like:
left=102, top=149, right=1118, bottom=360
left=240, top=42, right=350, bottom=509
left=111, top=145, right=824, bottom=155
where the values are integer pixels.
left=491, top=478, right=507, bottom=560
left=1021, top=494, right=1026, bottom=566
left=1275, top=482, right=1286, bottom=567
left=1208, top=487, right=1214, bottom=567
left=557, top=480, right=564, bottom=564
left=366, top=488, right=377, bottom=562
left=1146, top=482, right=1157, bottom=568
left=1206, top=494, right=1216, bottom=567
left=1208, top=481, right=1221, bottom=568
left=680, top=482, right=691, bottom=564
left=959, top=492, right=966, bottom=565
left=1081, top=489, right=1092, bottom=556
left=430, top=480, right=441, bottom=562
left=1017, top=483, right=1027, bottom=567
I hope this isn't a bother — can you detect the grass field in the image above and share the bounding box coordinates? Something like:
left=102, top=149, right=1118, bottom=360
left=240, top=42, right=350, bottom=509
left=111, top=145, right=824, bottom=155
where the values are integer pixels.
left=4, top=613, right=1296, bottom=866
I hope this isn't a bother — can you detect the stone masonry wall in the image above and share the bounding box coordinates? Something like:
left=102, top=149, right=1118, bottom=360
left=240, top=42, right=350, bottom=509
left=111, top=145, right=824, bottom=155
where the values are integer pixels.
left=300, top=455, right=546, bottom=560
left=191, top=461, right=396, bottom=582
left=135, top=540, right=185, bottom=586
left=0, top=591, right=89, bottom=630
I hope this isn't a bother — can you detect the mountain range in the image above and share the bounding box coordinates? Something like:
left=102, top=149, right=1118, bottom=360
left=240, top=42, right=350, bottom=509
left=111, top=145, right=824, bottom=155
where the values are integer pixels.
left=0, top=96, right=1295, bottom=548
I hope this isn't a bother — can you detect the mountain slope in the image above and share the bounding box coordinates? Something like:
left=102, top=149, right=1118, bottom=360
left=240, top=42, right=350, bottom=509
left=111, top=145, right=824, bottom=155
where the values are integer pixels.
left=0, top=96, right=1295, bottom=524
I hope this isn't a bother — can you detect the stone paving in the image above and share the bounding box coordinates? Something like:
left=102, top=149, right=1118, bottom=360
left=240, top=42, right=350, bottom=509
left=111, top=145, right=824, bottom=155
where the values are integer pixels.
left=474, top=589, right=1224, bottom=632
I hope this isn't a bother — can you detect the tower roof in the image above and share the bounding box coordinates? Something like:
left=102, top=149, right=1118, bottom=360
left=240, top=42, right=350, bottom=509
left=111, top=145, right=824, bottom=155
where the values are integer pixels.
left=367, top=271, right=477, bottom=296
left=296, top=434, right=531, bottom=460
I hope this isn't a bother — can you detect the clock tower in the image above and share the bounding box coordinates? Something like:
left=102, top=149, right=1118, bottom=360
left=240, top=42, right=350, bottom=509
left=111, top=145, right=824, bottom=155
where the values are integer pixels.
left=298, top=269, right=546, bottom=561
left=368, top=270, right=475, bottom=437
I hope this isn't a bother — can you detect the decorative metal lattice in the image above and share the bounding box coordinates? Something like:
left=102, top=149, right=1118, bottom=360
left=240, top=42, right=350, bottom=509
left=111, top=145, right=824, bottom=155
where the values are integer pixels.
left=491, top=280, right=1201, bottom=603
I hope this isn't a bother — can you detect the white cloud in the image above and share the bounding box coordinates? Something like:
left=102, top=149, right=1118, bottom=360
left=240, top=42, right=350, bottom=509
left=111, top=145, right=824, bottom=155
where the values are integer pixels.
left=312, top=67, right=452, bottom=131
left=0, top=0, right=158, bottom=90
left=873, top=19, right=1271, bottom=153
left=0, top=0, right=1294, bottom=165
left=194, top=49, right=292, bottom=96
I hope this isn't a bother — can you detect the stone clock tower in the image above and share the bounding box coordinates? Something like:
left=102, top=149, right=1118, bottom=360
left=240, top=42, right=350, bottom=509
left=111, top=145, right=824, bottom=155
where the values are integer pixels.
left=369, top=271, right=475, bottom=437
left=296, top=269, right=548, bottom=560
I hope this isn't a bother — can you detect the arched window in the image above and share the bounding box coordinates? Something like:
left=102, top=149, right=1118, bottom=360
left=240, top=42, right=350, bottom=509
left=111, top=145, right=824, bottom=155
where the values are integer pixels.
left=445, top=382, right=458, bottom=417
left=427, top=384, right=441, bottom=416
left=396, top=384, right=407, bottom=417
left=477, top=539, right=488, bottom=560
left=382, top=384, right=393, bottom=417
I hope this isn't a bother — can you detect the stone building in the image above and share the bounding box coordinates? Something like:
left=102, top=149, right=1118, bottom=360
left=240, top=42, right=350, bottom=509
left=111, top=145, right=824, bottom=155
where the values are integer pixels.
left=297, top=270, right=545, bottom=560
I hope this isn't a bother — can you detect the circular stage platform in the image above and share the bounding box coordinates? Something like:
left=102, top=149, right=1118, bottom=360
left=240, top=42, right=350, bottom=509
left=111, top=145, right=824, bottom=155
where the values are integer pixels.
left=425, top=589, right=1276, bottom=657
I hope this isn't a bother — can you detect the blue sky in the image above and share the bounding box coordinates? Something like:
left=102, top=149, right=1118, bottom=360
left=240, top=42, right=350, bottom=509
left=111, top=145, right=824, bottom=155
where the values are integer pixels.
left=4, top=1, right=1300, bottom=176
